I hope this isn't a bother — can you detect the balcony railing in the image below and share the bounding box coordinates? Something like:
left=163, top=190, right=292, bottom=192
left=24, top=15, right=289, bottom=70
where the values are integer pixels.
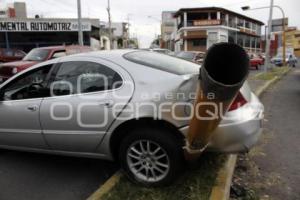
left=178, top=19, right=224, bottom=29
left=177, top=20, right=260, bottom=36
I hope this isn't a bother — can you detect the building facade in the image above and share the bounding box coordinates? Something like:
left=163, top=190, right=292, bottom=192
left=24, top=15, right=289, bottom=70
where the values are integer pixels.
left=0, top=2, right=27, bottom=18
left=0, top=18, right=100, bottom=52
left=0, top=2, right=100, bottom=52
left=173, top=7, right=264, bottom=53
left=285, top=28, right=300, bottom=57
left=99, top=22, right=134, bottom=50
left=161, top=11, right=176, bottom=50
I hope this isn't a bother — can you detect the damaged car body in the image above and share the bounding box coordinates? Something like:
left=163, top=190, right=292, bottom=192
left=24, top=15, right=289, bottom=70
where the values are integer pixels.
left=0, top=45, right=264, bottom=186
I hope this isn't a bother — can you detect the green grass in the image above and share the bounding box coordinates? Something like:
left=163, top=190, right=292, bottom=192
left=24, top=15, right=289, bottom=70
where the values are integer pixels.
left=102, top=153, right=226, bottom=200
left=255, top=67, right=290, bottom=81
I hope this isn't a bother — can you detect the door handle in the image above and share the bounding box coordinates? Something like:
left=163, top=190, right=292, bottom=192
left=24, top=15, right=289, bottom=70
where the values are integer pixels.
left=99, top=100, right=114, bottom=108
left=27, top=105, right=38, bottom=112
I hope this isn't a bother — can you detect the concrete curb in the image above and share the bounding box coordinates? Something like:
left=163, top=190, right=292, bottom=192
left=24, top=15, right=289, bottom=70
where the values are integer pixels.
left=255, top=68, right=291, bottom=97
left=87, top=171, right=122, bottom=200
left=209, top=67, right=291, bottom=200
left=209, top=155, right=237, bottom=200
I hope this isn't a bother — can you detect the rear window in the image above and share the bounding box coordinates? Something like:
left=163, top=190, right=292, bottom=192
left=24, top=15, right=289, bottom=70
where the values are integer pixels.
left=176, top=52, right=196, bottom=60
left=124, top=51, right=199, bottom=75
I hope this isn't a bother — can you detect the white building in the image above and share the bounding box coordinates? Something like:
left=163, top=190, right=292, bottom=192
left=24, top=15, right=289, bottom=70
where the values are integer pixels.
left=172, top=7, right=264, bottom=53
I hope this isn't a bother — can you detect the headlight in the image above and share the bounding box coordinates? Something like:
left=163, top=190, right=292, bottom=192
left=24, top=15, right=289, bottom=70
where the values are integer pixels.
left=12, top=67, right=18, bottom=74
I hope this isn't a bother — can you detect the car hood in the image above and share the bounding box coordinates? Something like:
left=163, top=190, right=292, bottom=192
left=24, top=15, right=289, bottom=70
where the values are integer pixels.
left=0, top=60, right=39, bottom=68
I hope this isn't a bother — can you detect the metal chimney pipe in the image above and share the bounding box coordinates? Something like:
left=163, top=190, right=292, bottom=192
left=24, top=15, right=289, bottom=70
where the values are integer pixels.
left=185, top=43, right=249, bottom=160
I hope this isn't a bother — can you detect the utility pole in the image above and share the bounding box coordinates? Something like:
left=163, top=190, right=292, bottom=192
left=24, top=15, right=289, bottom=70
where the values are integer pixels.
left=242, top=3, right=287, bottom=69
left=280, top=12, right=286, bottom=66
left=107, top=0, right=113, bottom=50
left=264, top=0, right=274, bottom=72
left=77, top=0, right=84, bottom=46
left=127, top=14, right=132, bottom=48
left=5, top=32, right=10, bottom=49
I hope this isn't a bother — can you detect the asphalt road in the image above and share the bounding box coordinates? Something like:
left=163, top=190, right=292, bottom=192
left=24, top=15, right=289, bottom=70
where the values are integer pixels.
left=0, top=150, right=118, bottom=200
left=247, top=68, right=300, bottom=199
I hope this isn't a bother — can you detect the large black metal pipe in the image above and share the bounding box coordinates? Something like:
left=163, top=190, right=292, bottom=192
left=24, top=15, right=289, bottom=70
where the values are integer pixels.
left=186, top=43, right=249, bottom=158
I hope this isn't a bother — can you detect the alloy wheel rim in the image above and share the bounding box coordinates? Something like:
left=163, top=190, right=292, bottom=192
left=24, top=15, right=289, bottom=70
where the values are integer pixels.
left=126, top=140, right=170, bottom=183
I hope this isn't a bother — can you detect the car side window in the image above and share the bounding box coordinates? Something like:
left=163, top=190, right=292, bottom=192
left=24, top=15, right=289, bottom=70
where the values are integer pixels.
left=51, top=61, right=122, bottom=96
left=1, top=65, right=53, bottom=101
left=14, top=50, right=26, bottom=57
left=52, top=50, right=67, bottom=59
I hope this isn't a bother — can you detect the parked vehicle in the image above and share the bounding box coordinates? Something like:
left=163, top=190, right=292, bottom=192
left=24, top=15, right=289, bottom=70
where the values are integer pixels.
left=175, top=51, right=205, bottom=65
left=0, top=50, right=263, bottom=186
left=271, top=53, right=298, bottom=67
left=0, top=45, right=92, bottom=83
left=0, top=49, right=26, bottom=63
left=249, top=54, right=264, bottom=70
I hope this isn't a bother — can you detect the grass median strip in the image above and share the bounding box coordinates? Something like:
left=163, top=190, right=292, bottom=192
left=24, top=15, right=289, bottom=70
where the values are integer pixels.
left=255, top=67, right=290, bottom=81
left=100, top=153, right=226, bottom=200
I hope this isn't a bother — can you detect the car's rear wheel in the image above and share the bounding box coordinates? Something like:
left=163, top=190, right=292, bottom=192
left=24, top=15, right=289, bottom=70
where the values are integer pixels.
left=119, top=126, right=184, bottom=187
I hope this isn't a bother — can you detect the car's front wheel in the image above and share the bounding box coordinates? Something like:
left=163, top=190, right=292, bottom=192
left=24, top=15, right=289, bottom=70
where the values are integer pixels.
left=119, top=126, right=184, bottom=187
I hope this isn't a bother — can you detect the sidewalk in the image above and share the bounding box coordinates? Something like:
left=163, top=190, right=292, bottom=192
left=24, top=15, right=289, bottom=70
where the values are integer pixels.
left=231, top=67, right=292, bottom=200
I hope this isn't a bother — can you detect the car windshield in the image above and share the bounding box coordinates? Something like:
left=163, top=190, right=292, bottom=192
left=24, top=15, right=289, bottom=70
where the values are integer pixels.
left=23, top=49, right=50, bottom=61
left=176, top=52, right=196, bottom=60
left=124, top=51, right=199, bottom=75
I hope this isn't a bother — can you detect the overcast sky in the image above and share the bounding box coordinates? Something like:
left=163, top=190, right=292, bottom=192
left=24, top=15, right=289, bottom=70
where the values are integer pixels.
left=1, top=0, right=299, bottom=47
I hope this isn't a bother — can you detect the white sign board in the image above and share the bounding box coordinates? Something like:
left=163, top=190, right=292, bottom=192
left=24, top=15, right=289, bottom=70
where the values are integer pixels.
left=0, top=20, right=92, bottom=32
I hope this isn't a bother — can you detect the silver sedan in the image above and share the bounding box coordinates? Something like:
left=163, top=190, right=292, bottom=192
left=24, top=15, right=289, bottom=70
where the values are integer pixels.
left=0, top=50, right=263, bottom=186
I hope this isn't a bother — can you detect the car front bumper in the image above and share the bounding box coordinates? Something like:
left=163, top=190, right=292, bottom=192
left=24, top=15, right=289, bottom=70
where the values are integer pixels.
left=179, top=95, right=264, bottom=153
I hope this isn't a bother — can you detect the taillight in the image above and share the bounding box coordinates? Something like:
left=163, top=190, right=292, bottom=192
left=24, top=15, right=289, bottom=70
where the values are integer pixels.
left=228, top=92, right=248, bottom=111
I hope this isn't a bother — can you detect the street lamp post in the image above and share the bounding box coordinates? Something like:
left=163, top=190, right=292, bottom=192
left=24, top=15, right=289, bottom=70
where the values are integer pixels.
left=242, top=2, right=287, bottom=70
left=77, top=0, right=84, bottom=46
left=148, top=16, right=162, bottom=47
left=107, top=0, right=113, bottom=50
left=127, top=14, right=133, bottom=48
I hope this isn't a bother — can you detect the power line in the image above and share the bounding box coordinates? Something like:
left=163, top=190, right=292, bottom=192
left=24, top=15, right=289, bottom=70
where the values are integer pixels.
left=222, top=0, right=263, bottom=8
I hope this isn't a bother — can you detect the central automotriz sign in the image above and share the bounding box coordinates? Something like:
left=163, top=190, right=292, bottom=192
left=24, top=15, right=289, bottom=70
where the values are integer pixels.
left=0, top=21, right=92, bottom=32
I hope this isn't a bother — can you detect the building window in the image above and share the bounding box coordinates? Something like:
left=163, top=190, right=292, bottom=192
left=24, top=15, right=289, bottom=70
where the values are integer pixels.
left=245, top=21, right=251, bottom=29
left=251, top=37, right=256, bottom=48
left=192, top=39, right=206, bottom=46
left=252, top=23, right=257, bottom=32
left=256, top=38, right=261, bottom=48
left=228, top=31, right=237, bottom=43
left=229, top=15, right=236, bottom=28
left=237, top=33, right=244, bottom=47
left=198, top=12, right=209, bottom=20
left=221, top=13, right=226, bottom=25
left=210, top=12, right=217, bottom=20
left=245, top=36, right=251, bottom=48
left=238, top=18, right=244, bottom=27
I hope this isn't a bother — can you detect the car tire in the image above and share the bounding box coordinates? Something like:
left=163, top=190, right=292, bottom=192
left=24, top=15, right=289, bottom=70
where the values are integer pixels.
left=256, top=65, right=259, bottom=70
left=119, top=126, right=185, bottom=187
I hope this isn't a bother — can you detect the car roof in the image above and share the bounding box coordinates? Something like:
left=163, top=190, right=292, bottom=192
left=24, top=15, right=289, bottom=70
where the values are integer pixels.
left=70, top=49, right=135, bottom=59
left=178, top=51, right=205, bottom=54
